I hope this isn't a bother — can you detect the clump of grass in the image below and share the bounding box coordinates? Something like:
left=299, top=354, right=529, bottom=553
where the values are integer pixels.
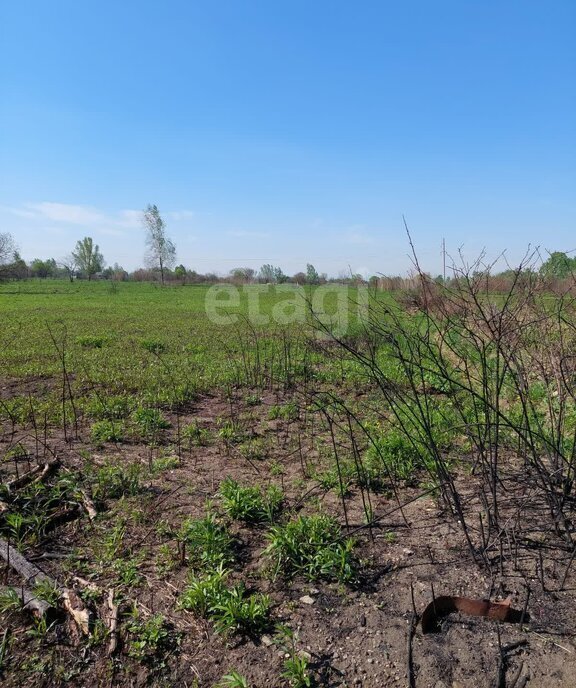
left=90, top=419, right=125, bottom=445
left=314, top=461, right=355, bottom=496
left=84, top=395, right=132, bottom=420
left=178, top=511, right=233, bottom=569
left=182, top=421, right=211, bottom=448
left=150, top=454, right=180, bottom=475
left=178, top=565, right=228, bottom=615
left=218, top=419, right=246, bottom=444
left=140, top=339, right=166, bottom=355
left=268, top=401, right=299, bottom=421
left=238, top=437, right=268, bottom=461
left=113, top=553, right=145, bottom=588
left=125, top=608, right=177, bottom=664
left=212, top=584, right=271, bottom=637
left=0, top=474, right=84, bottom=548
left=133, top=407, right=171, bottom=438
left=265, top=514, right=356, bottom=583
left=217, top=671, right=251, bottom=688
left=179, top=566, right=270, bottom=637
left=88, top=461, right=142, bottom=500
left=0, top=587, right=23, bottom=614
left=76, top=335, right=107, bottom=349
left=219, top=478, right=283, bottom=523
left=364, top=428, right=421, bottom=482
left=33, top=579, right=60, bottom=606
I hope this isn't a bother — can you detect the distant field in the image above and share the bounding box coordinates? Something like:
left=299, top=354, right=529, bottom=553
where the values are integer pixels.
left=0, top=280, right=373, bottom=406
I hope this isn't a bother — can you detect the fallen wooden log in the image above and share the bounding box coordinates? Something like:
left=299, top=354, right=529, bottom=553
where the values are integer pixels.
left=4, top=461, right=59, bottom=493
left=0, top=585, right=52, bottom=617
left=0, top=536, right=89, bottom=635
left=0, top=537, right=53, bottom=586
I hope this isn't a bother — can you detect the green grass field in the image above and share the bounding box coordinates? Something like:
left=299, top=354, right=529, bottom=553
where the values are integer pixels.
left=0, top=280, right=375, bottom=414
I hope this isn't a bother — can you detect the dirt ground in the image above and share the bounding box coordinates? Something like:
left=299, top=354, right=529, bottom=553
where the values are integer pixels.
left=1, top=390, right=576, bottom=687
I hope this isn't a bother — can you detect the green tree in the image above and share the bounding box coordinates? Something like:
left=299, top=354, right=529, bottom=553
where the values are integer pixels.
left=230, top=267, right=255, bottom=283
left=9, top=252, right=28, bottom=279
left=540, top=251, right=576, bottom=279
left=306, top=263, right=320, bottom=285
left=174, top=264, right=187, bottom=283
left=257, top=264, right=288, bottom=284
left=72, top=237, right=104, bottom=280
left=30, top=258, right=56, bottom=278
left=143, top=204, right=176, bottom=285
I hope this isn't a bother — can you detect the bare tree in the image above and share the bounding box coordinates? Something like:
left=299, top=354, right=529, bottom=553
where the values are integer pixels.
left=72, top=237, right=104, bottom=280
left=58, top=255, right=77, bottom=283
left=0, top=232, right=16, bottom=265
left=142, top=204, right=176, bottom=285
left=0, top=232, right=18, bottom=279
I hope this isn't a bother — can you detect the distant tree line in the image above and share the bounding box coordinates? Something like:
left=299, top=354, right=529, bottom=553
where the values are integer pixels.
left=1, top=221, right=575, bottom=288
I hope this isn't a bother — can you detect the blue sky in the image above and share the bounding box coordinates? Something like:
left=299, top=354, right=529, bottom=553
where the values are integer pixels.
left=1, top=1, right=574, bottom=276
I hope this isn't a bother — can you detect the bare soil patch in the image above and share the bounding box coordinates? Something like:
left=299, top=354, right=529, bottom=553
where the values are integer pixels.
left=0, top=391, right=575, bottom=687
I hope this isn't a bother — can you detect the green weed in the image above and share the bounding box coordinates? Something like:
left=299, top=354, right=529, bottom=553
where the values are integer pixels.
left=219, top=478, right=283, bottom=523
left=178, top=511, right=233, bottom=569
left=212, top=585, right=271, bottom=637
left=217, top=671, right=251, bottom=687
left=182, top=421, right=211, bottom=447
left=0, top=588, right=22, bottom=615
left=76, top=335, right=107, bottom=349
left=126, top=609, right=176, bottom=664
left=88, top=461, right=142, bottom=500
left=90, top=420, right=125, bottom=444
left=140, top=339, right=167, bottom=355
left=179, top=567, right=270, bottom=637
left=133, top=407, right=171, bottom=438
left=265, top=514, right=356, bottom=583
left=178, top=566, right=229, bottom=616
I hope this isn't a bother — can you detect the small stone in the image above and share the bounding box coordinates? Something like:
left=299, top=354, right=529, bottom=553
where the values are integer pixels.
left=261, top=635, right=273, bottom=647
left=300, top=595, right=315, bottom=605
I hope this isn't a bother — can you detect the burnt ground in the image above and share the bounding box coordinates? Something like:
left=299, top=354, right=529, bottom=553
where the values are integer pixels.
left=1, top=389, right=576, bottom=688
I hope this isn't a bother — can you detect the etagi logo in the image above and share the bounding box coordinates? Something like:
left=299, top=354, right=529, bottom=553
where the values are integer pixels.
left=204, top=284, right=368, bottom=336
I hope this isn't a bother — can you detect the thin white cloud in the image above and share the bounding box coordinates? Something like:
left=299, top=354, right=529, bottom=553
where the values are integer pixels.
left=0, top=205, right=38, bottom=219
left=27, top=202, right=104, bottom=225
left=2, top=202, right=194, bottom=233
left=169, top=210, right=196, bottom=221
left=116, top=209, right=142, bottom=228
